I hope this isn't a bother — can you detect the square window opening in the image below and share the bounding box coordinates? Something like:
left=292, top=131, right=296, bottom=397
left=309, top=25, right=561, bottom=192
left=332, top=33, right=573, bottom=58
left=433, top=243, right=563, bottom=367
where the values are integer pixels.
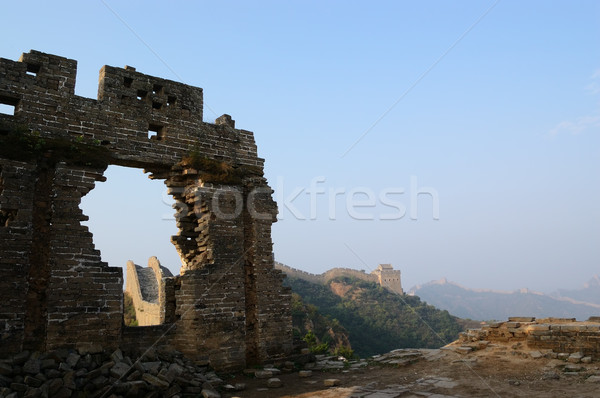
left=167, top=96, right=176, bottom=107
left=181, top=104, right=190, bottom=117
left=152, top=84, right=163, bottom=95
left=137, top=90, right=147, bottom=101
left=0, top=96, right=19, bottom=116
left=152, top=101, right=163, bottom=110
left=124, top=77, right=133, bottom=88
left=148, top=124, right=165, bottom=140
left=0, top=104, right=15, bottom=116
left=26, top=64, right=40, bottom=77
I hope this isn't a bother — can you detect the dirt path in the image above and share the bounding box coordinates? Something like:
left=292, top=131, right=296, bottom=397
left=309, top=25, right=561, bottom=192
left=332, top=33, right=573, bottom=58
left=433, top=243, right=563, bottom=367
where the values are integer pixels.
left=219, top=343, right=600, bottom=397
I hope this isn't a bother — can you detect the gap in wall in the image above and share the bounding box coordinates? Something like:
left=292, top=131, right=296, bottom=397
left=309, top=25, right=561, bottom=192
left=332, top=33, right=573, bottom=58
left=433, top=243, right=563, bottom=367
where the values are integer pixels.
left=80, top=165, right=182, bottom=281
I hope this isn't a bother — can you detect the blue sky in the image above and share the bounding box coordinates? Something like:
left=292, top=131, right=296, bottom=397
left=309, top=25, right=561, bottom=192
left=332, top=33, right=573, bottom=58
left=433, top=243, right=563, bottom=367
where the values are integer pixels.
left=1, top=1, right=598, bottom=292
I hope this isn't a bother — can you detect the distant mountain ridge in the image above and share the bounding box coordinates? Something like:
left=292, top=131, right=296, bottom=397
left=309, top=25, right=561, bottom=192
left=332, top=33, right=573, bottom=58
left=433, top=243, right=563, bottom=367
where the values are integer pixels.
left=551, top=275, right=600, bottom=306
left=409, top=277, right=600, bottom=321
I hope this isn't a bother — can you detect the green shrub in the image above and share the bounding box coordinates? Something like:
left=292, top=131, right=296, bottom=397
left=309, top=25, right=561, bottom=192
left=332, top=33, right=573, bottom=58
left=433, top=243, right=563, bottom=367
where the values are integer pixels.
left=123, top=292, right=138, bottom=327
left=311, top=342, right=329, bottom=355
left=303, top=330, right=330, bottom=354
left=333, top=345, right=355, bottom=360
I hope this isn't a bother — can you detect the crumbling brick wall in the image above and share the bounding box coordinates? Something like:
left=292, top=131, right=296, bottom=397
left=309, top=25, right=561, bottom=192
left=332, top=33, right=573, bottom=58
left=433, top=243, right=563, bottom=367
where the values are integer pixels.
left=0, top=159, right=37, bottom=356
left=0, top=50, right=292, bottom=370
left=460, top=317, right=600, bottom=359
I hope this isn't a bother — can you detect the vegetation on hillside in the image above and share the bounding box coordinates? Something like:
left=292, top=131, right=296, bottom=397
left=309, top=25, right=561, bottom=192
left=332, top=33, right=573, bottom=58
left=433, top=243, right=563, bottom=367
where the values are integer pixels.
left=291, top=292, right=354, bottom=358
left=123, top=292, right=138, bottom=327
left=284, top=276, right=464, bottom=357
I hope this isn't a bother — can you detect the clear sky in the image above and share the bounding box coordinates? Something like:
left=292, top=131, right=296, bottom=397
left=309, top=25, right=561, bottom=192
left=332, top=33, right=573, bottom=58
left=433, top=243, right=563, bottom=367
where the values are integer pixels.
left=1, top=1, right=598, bottom=292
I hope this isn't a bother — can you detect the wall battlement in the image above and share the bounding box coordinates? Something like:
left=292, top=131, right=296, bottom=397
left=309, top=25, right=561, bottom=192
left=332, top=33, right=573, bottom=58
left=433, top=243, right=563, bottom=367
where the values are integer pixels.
left=0, top=50, right=292, bottom=371
left=0, top=50, right=261, bottom=170
left=275, top=262, right=403, bottom=295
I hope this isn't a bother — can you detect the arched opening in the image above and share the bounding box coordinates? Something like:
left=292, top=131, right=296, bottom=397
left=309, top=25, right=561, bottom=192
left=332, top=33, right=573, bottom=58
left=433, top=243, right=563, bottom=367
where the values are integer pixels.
left=81, top=165, right=181, bottom=326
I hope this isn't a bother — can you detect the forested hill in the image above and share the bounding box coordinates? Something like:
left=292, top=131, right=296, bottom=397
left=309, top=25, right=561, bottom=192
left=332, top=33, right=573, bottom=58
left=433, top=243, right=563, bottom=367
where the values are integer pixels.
left=283, top=275, right=465, bottom=357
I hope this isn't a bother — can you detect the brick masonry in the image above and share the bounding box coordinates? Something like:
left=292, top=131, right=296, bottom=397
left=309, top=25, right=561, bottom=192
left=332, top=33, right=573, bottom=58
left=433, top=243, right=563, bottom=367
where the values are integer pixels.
left=459, top=317, right=600, bottom=359
left=0, top=50, right=292, bottom=370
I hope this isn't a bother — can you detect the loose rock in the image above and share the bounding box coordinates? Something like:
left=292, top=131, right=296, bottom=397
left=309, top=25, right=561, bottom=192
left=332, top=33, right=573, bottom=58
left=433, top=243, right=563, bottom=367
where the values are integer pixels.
left=254, top=370, right=273, bottom=379
left=299, top=370, right=313, bottom=378
left=324, top=378, right=341, bottom=387
left=267, top=377, right=282, bottom=388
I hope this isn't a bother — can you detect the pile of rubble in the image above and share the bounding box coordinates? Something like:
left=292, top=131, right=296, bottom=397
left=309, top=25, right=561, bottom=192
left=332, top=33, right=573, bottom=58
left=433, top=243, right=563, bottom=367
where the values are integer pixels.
left=0, top=346, right=228, bottom=398
left=457, top=316, right=600, bottom=361
left=0, top=344, right=468, bottom=398
left=5, top=341, right=599, bottom=398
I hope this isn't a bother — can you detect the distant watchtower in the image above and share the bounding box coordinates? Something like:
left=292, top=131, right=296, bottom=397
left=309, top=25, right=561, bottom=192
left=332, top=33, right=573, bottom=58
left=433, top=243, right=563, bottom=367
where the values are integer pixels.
left=371, top=264, right=403, bottom=295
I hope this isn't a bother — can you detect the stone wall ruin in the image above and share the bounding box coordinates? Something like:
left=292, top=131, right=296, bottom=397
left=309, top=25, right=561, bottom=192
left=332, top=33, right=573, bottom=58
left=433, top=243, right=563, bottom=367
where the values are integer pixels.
left=0, top=50, right=292, bottom=370
left=125, top=257, right=173, bottom=326
left=459, top=316, right=600, bottom=360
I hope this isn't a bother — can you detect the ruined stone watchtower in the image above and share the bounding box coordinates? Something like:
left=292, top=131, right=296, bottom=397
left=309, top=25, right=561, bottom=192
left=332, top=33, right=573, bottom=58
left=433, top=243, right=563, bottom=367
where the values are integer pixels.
left=0, top=50, right=292, bottom=370
left=371, top=264, right=403, bottom=295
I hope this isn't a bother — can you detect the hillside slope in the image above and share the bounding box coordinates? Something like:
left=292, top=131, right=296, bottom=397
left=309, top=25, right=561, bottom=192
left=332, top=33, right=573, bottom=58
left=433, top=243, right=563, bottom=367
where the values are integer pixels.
left=284, top=276, right=464, bottom=357
left=410, top=278, right=600, bottom=321
left=552, top=275, right=600, bottom=305
left=290, top=292, right=352, bottom=353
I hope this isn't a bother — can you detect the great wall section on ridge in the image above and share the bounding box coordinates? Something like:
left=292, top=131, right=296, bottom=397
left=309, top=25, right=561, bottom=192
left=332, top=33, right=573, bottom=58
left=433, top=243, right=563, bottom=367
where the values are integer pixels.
left=125, top=257, right=174, bottom=327
left=0, top=50, right=292, bottom=371
left=274, top=262, right=404, bottom=295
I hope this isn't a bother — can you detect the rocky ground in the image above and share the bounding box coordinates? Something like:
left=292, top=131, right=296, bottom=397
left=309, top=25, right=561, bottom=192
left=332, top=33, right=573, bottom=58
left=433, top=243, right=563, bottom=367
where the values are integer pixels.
left=234, top=342, right=600, bottom=398
left=1, top=340, right=600, bottom=398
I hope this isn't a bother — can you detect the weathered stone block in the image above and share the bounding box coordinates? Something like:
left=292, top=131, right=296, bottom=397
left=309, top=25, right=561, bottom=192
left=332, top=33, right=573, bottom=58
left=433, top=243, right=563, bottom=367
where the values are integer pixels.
left=299, top=370, right=312, bottom=378
left=254, top=370, right=273, bottom=379
left=22, top=359, right=40, bottom=375
left=529, top=351, right=543, bottom=359
left=267, top=378, right=282, bottom=388
left=324, top=379, right=341, bottom=387
left=142, top=373, right=169, bottom=389
left=508, top=317, right=535, bottom=322
left=568, top=353, right=583, bottom=363
left=110, top=362, right=131, bottom=379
